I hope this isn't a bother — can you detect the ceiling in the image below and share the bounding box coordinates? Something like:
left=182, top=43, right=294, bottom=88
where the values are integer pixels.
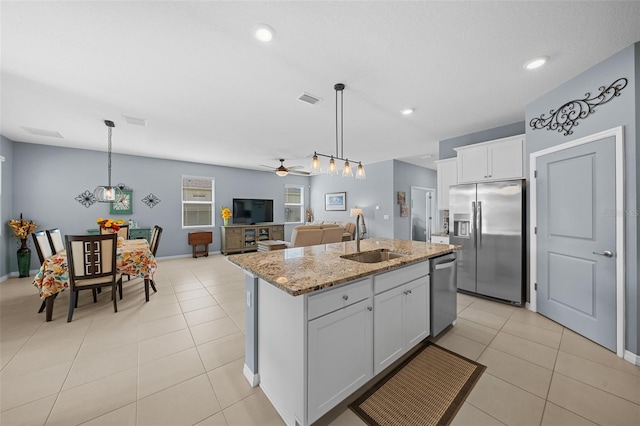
left=2, top=2, right=640, bottom=172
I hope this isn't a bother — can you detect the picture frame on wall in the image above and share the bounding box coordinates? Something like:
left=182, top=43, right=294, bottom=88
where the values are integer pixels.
left=110, top=189, right=133, bottom=215
left=325, top=192, right=346, bottom=211
left=397, top=191, right=406, bottom=204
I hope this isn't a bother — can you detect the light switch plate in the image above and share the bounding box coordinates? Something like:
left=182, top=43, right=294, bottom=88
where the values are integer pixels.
left=384, top=214, right=390, bottom=220
left=246, top=291, right=251, bottom=307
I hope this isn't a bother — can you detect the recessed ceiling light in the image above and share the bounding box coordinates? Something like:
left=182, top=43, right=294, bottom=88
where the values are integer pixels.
left=401, top=108, right=414, bottom=115
left=254, top=24, right=274, bottom=42
left=524, top=55, right=549, bottom=70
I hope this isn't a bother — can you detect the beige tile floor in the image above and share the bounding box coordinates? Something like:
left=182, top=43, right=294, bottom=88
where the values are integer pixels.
left=1, top=254, right=638, bottom=425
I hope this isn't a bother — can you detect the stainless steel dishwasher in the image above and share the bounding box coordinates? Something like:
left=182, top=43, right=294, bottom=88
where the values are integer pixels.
left=430, top=253, right=457, bottom=337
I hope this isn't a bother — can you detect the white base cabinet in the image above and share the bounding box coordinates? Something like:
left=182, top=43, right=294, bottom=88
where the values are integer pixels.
left=373, top=263, right=430, bottom=375
left=308, top=297, right=373, bottom=422
left=256, top=260, right=431, bottom=426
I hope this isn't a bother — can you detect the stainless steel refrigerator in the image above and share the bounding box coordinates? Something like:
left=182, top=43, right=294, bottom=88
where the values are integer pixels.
left=449, top=179, right=525, bottom=305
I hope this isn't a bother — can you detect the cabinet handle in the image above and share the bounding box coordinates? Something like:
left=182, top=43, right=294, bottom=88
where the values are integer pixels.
left=367, top=306, right=373, bottom=311
left=342, top=295, right=349, bottom=301
left=407, top=289, right=412, bottom=295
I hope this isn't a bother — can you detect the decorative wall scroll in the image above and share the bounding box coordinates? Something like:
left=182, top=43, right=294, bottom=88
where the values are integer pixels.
left=529, top=77, right=627, bottom=136
left=142, top=193, right=161, bottom=208
left=75, top=190, right=97, bottom=208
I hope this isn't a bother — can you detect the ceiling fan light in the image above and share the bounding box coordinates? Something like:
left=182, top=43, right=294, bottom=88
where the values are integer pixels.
left=342, top=160, right=353, bottom=178
left=356, top=163, right=366, bottom=180
left=276, top=169, right=288, bottom=177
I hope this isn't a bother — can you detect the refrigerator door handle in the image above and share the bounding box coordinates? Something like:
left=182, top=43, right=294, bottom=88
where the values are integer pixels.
left=472, top=201, right=477, bottom=249
left=478, top=201, right=482, bottom=249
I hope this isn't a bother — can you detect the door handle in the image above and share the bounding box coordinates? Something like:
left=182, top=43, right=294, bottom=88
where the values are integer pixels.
left=477, top=201, right=482, bottom=249
left=471, top=201, right=476, bottom=249
left=593, top=250, right=614, bottom=258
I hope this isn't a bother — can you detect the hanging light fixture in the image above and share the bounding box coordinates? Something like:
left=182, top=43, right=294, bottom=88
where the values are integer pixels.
left=310, top=83, right=365, bottom=179
left=93, top=120, right=125, bottom=203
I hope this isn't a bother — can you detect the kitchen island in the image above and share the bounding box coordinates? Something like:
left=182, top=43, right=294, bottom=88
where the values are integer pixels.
left=228, top=238, right=457, bottom=426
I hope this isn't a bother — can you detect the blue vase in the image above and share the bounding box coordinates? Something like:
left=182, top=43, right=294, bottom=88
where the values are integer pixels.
left=17, top=239, right=31, bottom=278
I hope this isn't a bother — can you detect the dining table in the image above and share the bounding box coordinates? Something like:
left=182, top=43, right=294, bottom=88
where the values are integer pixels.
left=32, top=239, right=158, bottom=321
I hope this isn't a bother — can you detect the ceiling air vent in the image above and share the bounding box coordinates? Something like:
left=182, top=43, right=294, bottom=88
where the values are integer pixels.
left=298, top=92, right=321, bottom=105
left=123, top=115, right=148, bottom=126
left=20, top=126, right=64, bottom=138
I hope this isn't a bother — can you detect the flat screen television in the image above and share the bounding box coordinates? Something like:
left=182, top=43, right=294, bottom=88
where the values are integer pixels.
left=232, top=198, right=274, bottom=224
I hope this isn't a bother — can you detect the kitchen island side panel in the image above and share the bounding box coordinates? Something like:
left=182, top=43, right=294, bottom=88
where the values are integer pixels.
left=258, top=278, right=306, bottom=426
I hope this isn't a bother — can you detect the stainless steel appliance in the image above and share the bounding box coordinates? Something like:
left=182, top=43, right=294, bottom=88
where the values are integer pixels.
left=449, top=179, right=525, bottom=305
left=430, top=253, right=457, bottom=336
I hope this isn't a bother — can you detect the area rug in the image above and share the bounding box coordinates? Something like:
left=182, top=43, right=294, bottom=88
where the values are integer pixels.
left=350, top=343, right=485, bottom=426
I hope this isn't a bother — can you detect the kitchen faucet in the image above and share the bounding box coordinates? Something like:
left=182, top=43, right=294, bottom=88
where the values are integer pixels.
left=355, top=212, right=367, bottom=252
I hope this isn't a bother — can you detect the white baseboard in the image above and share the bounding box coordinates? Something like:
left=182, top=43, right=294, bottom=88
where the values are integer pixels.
left=624, top=350, right=639, bottom=366
left=243, top=363, right=260, bottom=388
left=525, top=302, right=536, bottom=312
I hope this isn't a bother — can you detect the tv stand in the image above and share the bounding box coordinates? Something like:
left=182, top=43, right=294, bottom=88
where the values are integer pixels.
left=221, top=223, right=285, bottom=255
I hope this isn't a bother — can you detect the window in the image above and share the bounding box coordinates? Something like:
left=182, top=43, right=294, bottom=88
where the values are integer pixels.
left=182, top=176, right=215, bottom=227
left=284, top=184, right=304, bottom=224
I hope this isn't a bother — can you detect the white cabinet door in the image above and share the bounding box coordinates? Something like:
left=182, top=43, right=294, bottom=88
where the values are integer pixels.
left=488, top=138, right=523, bottom=180
left=431, top=235, right=449, bottom=245
left=457, top=145, right=488, bottom=183
left=308, top=298, right=373, bottom=423
left=373, top=285, right=405, bottom=375
left=436, top=159, right=458, bottom=210
left=404, top=276, right=430, bottom=348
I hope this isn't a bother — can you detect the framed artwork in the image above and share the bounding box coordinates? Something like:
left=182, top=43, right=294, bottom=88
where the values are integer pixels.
left=400, top=204, right=409, bottom=217
left=110, top=189, right=133, bottom=214
left=325, top=192, right=346, bottom=211
left=397, top=191, right=406, bottom=204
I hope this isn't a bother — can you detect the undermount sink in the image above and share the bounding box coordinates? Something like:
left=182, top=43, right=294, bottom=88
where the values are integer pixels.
left=340, top=249, right=406, bottom=263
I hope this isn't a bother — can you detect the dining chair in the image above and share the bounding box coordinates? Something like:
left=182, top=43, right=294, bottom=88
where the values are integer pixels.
left=65, top=234, right=122, bottom=322
left=32, top=230, right=54, bottom=263
left=147, top=225, right=163, bottom=294
left=46, top=228, right=65, bottom=254
left=100, top=224, right=129, bottom=240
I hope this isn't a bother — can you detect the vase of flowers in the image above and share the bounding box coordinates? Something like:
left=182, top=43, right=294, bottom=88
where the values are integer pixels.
left=8, top=213, right=38, bottom=278
left=96, top=217, right=126, bottom=233
left=220, top=206, right=231, bottom=226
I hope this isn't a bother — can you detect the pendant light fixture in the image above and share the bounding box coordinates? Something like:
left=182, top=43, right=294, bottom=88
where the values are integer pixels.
left=310, top=83, right=365, bottom=179
left=93, top=120, right=125, bottom=203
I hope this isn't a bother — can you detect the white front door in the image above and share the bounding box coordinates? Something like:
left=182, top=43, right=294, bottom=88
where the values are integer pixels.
left=535, top=135, right=618, bottom=351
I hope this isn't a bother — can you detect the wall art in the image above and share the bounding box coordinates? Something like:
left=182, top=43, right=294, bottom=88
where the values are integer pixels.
left=75, top=190, right=97, bottom=208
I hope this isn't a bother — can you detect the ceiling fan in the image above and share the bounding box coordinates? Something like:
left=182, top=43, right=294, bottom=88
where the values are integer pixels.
left=260, top=159, right=311, bottom=177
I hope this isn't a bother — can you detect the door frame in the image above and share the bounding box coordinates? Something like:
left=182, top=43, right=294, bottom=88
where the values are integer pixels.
left=410, top=186, right=436, bottom=241
left=529, top=126, right=625, bottom=357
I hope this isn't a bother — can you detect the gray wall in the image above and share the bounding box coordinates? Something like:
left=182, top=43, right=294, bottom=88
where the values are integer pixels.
left=7, top=141, right=310, bottom=273
left=309, top=160, right=395, bottom=238
left=525, top=43, right=639, bottom=354
left=1, top=136, right=14, bottom=278
left=439, top=121, right=525, bottom=159
left=393, top=160, right=437, bottom=240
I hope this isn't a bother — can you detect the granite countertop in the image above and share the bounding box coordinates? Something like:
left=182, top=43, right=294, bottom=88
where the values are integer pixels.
left=228, top=238, right=459, bottom=296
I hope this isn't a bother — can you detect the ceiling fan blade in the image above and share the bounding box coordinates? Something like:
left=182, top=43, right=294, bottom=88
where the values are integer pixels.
left=259, top=165, right=276, bottom=169
left=287, top=165, right=305, bottom=169
left=289, top=170, right=311, bottom=175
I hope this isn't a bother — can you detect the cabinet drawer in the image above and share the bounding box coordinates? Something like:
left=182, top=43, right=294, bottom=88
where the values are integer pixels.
left=374, top=262, right=428, bottom=295
left=431, top=236, right=449, bottom=245
left=225, top=228, right=242, bottom=236
left=129, top=228, right=151, bottom=241
left=307, top=278, right=372, bottom=320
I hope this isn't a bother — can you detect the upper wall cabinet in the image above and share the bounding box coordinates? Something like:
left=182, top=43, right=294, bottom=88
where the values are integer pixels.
left=435, top=158, right=457, bottom=210
left=454, top=135, right=525, bottom=183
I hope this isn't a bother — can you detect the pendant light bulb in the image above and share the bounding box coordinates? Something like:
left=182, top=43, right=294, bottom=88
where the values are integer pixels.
left=327, top=156, right=338, bottom=176
left=356, top=162, right=366, bottom=180
left=310, top=153, right=321, bottom=173
left=342, top=159, right=353, bottom=178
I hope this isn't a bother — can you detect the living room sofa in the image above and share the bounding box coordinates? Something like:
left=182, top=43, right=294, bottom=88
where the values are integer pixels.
left=285, top=222, right=354, bottom=248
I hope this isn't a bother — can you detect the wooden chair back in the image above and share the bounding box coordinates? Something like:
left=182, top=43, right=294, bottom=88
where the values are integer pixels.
left=100, top=224, right=129, bottom=240
left=150, top=225, right=163, bottom=256
left=46, top=228, right=65, bottom=254
left=32, top=230, right=54, bottom=263
left=65, top=234, right=119, bottom=322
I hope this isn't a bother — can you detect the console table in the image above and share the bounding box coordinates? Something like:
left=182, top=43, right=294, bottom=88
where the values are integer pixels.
left=221, top=224, right=284, bottom=255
